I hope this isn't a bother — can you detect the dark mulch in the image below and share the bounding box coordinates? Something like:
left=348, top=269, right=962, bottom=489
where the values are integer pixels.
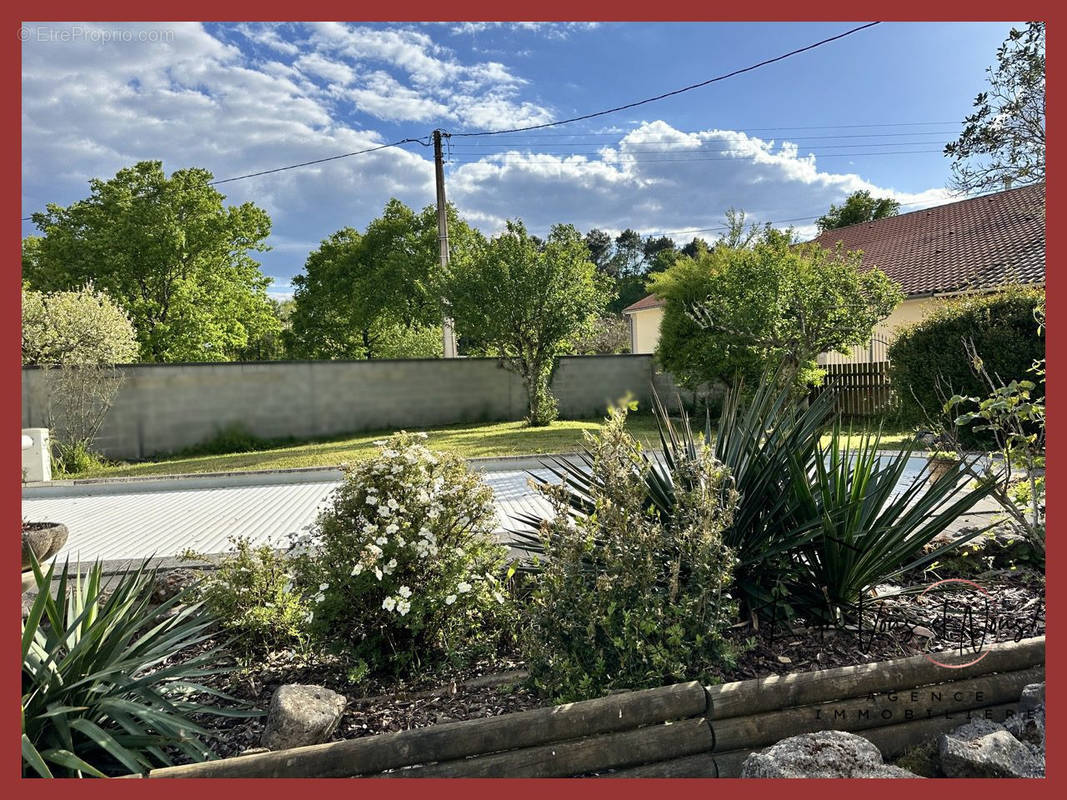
left=187, top=568, right=1043, bottom=762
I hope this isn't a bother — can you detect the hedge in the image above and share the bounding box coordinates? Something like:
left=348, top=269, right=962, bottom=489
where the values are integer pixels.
left=888, top=286, right=1045, bottom=425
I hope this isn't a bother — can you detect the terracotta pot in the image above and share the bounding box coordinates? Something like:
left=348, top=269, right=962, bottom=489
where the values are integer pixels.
left=21, top=522, right=68, bottom=570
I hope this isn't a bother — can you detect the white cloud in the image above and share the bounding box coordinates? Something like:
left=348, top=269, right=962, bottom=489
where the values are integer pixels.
left=447, top=120, right=953, bottom=239
left=22, top=23, right=950, bottom=288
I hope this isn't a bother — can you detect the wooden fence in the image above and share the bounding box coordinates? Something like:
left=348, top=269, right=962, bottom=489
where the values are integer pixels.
left=815, top=360, right=894, bottom=417
left=135, top=636, right=1043, bottom=779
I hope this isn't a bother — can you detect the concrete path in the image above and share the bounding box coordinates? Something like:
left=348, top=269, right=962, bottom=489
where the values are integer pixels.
left=22, top=464, right=556, bottom=564
left=21, top=454, right=1002, bottom=566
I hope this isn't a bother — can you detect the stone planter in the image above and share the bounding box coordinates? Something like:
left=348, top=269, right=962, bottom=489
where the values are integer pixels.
left=927, top=456, right=960, bottom=482
left=22, top=522, right=68, bottom=591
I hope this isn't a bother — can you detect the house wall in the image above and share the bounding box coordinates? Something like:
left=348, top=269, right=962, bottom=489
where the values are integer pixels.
left=627, top=297, right=942, bottom=365
left=818, top=296, right=941, bottom=364
left=626, top=306, right=666, bottom=354
left=22, top=355, right=665, bottom=460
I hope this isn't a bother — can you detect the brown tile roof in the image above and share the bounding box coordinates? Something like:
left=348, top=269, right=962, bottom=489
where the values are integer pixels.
left=809, top=183, right=1045, bottom=296
left=622, top=293, right=665, bottom=313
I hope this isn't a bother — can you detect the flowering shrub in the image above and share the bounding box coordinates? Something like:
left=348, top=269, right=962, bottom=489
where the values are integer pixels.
left=522, top=408, right=739, bottom=702
left=292, top=432, right=512, bottom=675
left=182, top=536, right=308, bottom=657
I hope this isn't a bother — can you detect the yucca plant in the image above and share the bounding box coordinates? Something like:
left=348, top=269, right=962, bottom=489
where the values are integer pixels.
left=22, top=556, right=252, bottom=778
left=787, top=424, right=998, bottom=623
left=512, top=372, right=834, bottom=623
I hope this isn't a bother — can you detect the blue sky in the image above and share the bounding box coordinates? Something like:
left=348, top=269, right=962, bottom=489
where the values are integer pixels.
left=21, top=21, right=1022, bottom=298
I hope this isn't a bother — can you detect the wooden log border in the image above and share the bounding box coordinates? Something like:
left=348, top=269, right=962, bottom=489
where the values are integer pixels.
left=140, top=636, right=1043, bottom=778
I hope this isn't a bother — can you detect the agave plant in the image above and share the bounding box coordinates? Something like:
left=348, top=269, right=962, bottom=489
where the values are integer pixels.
left=787, top=424, right=998, bottom=623
left=22, top=557, right=253, bottom=778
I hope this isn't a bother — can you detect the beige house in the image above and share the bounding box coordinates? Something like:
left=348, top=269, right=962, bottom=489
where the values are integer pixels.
left=623, top=183, right=1046, bottom=363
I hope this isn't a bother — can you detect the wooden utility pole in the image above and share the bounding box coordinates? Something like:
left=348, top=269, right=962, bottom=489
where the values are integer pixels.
left=433, top=129, right=458, bottom=358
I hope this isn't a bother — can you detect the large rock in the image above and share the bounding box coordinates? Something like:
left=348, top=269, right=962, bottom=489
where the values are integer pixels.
left=261, top=684, right=348, bottom=751
left=938, top=717, right=1044, bottom=778
left=1004, top=682, right=1045, bottom=749
left=741, top=731, right=920, bottom=778
left=151, top=568, right=200, bottom=604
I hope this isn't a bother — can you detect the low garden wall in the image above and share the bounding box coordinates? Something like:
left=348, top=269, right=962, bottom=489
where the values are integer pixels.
left=22, top=356, right=694, bottom=461
left=135, top=636, right=1043, bottom=778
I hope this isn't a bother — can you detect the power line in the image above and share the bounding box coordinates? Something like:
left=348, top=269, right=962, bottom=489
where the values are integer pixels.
left=208, top=136, right=429, bottom=185
left=447, top=22, right=882, bottom=138
left=21, top=136, right=430, bottom=221
left=645, top=198, right=956, bottom=238
left=449, top=131, right=959, bottom=147
left=447, top=149, right=945, bottom=165
left=450, top=141, right=951, bottom=155
left=468, top=120, right=962, bottom=138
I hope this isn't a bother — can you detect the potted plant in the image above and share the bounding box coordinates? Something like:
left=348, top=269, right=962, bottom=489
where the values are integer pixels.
left=927, top=449, right=961, bottom=482
left=22, top=521, right=68, bottom=591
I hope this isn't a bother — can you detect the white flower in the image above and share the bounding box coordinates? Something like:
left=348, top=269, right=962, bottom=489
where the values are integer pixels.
left=445, top=594, right=457, bottom=605
left=493, top=591, right=505, bottom=604
left=319, top=583, right=329, bottom=591
left=362, top=523, right=378, bottom=535
left=385, top=523, right=399, bottom=535
left=391, top=465, right=402, bottom=474
left=374, top=567, right=383, bottom=581
left=376, top=536, right=388, bottom=546
left=398, top=585, right=412, bottom=598
left=366, top=495, right=379, bottom=506
left=387, top=497, right=399, bottom=510
left=396, top=599, right=411, bottom=616
left=382, top=596, right=396, bottom=611
left=383, top=449, right=398, bottom=458
left=384, top=558, right=398, bottom=574
left=457, top=581, right=472, bottom=594
left=378, top=505, right=391, bottom=518
left=351, top=563, right=364, bottom=576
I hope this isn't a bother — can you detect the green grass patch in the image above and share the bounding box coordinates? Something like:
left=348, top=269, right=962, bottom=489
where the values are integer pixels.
left=69, top=416, right=915, bottom=480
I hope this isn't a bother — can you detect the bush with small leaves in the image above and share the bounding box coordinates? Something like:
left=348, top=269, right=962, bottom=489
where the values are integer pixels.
left=522, top=407, right=739, bottom=702
left=291, top=433, right=512, bottom=676
left=182, top=536, right=309, bottom=658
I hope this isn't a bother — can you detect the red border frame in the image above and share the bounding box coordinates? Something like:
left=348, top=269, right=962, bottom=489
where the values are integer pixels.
left=6, top=3, right=1059, bottom=797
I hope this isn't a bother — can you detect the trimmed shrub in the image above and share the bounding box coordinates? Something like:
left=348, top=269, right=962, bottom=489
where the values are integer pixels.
left=888, top=286, right=1045, bottom=424
left=521, top=407, right=739, bottom=701
left=291, top=432, right=512, bottom=676
left=182, top=536, right=309, bottom=657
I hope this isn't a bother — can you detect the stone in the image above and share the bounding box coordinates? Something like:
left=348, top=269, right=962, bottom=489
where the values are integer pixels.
left=938, top=717, right=1044, bottom=778
left=1004, top=683, right=1045, bottom=749
left=151, top=569, right=200, bottom=604
left=740, top=731, right=920, bottom=778
left=261, top=684, right=348, bottom=751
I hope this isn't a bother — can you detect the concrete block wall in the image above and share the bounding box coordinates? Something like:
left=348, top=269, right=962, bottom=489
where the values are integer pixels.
left=22, top=355, right=661, bottom=461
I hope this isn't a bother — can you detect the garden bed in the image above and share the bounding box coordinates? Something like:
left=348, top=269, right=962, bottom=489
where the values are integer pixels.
left=186, top=565, right=1043, bottom=762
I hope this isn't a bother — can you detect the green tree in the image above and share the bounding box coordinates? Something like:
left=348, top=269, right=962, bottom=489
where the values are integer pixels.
left=651, top=236, right=902, bottom=390
left=610, top=228, right=645, bottom=277
left=22, top=284, right=140, bottom=472
left=945, top=22, right=1045, bottom=194
left=23, top=161, right=279, bottom=363
left=816, top=190, right=901, bottom=232
left=285, top=200, right=476, bottom=360
left=583, top=228, right=615, bottom=275
left=448, top=221, right=606, bottom=426
left=22, top=284, right=138, bottom=367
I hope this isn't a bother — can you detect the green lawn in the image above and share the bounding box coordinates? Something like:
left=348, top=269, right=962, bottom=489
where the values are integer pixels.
left=69, top=416, right=916, bottom=480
